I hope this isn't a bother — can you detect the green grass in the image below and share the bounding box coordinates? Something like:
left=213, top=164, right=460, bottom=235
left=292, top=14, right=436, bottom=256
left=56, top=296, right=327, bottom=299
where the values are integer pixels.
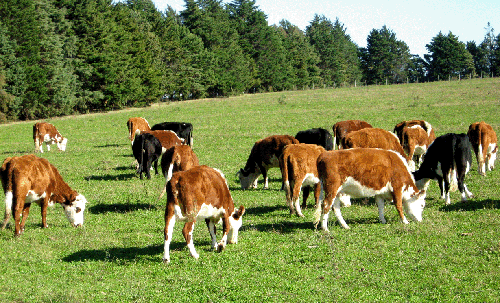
left=0, top=78, right=499, bottom=302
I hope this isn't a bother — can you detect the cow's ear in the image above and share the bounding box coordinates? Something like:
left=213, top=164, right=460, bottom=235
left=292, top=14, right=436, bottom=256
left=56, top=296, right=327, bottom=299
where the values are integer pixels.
left=233, top=205, right=245, bottom=220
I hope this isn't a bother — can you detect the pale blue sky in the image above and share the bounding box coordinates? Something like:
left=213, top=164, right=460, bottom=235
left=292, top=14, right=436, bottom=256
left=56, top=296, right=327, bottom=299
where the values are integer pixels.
left=151, top=0, right=499, bottom=57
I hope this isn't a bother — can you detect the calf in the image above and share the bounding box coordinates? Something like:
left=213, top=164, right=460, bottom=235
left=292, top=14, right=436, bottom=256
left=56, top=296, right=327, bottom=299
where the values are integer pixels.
left=401, top=125, right=432, bottom=165
left=413, top=133, right=474, bottom=205
left=237, top=135, right=299, bottom=189
left=163, top=165, right=245, bottom=263
left=158, top=145, right=200, bottom=200
left=332, top=120, right=372, bottom=150
left=1, top=155, right=87, bottom=236
left=467, top=121, right=498, bottom=176
left=33, top=122, right=68, bottom=153
left=132, top=133, right=163, bottom=179
left=342, top=128, right=415, bottom=171
left=140, top=130, right=184, bottom=154
left=295, top=128, right=334, bottom=151
left=280, top=144, right=326, bottom=217
left=316, top=148, right=426, bottom=230
left=394, top=120, right=436, bottom=145
left=127, top=117, right=150, bottom=145
left=152, top=122, right=194, bottom=147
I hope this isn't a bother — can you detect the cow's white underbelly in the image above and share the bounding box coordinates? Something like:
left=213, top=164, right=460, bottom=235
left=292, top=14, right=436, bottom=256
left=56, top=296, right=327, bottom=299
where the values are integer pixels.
left=302, top=173, right=319, bottom=187
left=25, top=190, right=47, bottom=204
left=174, top=204, right=225, bottom=221
left=339, top=177, right=393, bottom=199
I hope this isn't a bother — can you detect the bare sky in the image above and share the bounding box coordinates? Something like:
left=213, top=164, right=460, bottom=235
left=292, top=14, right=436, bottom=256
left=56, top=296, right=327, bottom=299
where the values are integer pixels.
left=152, top=0, right=500, bottom=57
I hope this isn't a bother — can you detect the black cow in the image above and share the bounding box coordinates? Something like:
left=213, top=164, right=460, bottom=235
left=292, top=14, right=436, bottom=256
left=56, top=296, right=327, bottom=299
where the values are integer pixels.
left=132, top=133, right=162, bottom=179
left=151, top=122, right=193, bottom=147
left=413, top=133, right=474, bottom=205
left=294, top=128, right=334, bottom=151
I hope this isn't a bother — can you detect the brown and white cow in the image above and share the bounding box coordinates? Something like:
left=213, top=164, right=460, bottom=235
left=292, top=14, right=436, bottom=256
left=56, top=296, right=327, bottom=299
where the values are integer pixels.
left=316, top=148, right=426, bottom=230
left=342, top=128, right=415, bottom=171
left=280, top=143, right=326, bottom=217
left=127, top=117, right=150, bottom=145
left=158, top=145, right=200, bottom=200
left=33, top=122, right=68, bottom=153
left=394, top=120, right=436, bottom=145
left=400, top=125, right=432, bottom=166
left=467, top=121, right=498, bottom=176
left=332, top=120, right=372, bottom=150
left=163, top=165, right=245, bottom=263
left=1, top=155, right=87, bottom=236
left=139, top=130, right=184, bottom=154
left=237, top=135, right=299, bottom=189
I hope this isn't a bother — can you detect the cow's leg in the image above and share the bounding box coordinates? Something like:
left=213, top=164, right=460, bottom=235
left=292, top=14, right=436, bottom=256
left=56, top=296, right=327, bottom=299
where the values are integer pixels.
left=332, top=195, right=349, bottom=229
left=375, top=196, right=387, bottom=224
left=392, top=191, right=409, bottom=224
left=217, top=216, right=230, bottom=252
left=443, top=178, right=451, bottom=205
left=437, top=176, right=445, bottom=200
left=262, top=169, right=269, bottom=189
left=1, top=191, right=13, bottom=229
left=456, top=164, right=473, bottom=201
left=294, top=184, right=306, bottom=217
left=145, top=157, right=152, bottom=179
left=153, top=159, right=159, bottom=176
left=163, top=206, right=176, bottom=263
left=478, top=144, right=486, bottom=175
left=285, top=180, right=295, bottom=215
left=315, top=181, right=340, bottom=231
left=46, top=143, right=50, bottom=152
left=205, top=219, right=217, bottom=250
left=182, top=221, right=199, bottom=259
left=17, top=203, right=31, bottom=235
left=41, top=198, right=49, bottom=228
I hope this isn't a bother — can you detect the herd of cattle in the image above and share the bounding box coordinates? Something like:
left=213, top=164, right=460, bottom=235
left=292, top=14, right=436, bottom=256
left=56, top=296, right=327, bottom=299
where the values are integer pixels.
left=0, top=118, right=497, bottom=263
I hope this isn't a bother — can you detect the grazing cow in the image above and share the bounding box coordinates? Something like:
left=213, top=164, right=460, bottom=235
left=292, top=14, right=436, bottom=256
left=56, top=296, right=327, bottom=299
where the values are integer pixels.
left=394, top=120, right=436, bottom=145
left=33, top=122, right=68, bottom=153
left=158, top=145, right=200, bottom=200
left=280, top=144, right=326, bottom=217
left=342, top=128, right=415, bottom=171
left=467, top=121, right=498, bottom=176
left=413, top=133, right=474, bottom=205
left=152, top=122, right=194, bottom=147
left=332, top=120, right=372, bottom=150
left=132, top=133, right=163, bottom=179
left=316, top=148, right=426, bottom=230
left=237, top=135, right=299, bottom=189
left=127, top=117, right=150, bottom=145
left=400, top=125, right=432, bottom=165
left=140, top=130, right=184, bottom=154
left=1, top=155, right=87, bottom=236
left=163, top=165, right=245, bottom=263
left=295, top=128, right=334, bottom=151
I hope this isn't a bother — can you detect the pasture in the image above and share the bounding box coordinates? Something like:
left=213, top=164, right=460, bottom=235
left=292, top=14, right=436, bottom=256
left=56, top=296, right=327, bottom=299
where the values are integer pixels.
left=0, top=78, right=499, bottom=302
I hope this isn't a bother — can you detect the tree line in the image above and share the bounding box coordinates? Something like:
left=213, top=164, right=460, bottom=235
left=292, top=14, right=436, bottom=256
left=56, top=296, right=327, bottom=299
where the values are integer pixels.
left=0, top=0, right=499, bottom=122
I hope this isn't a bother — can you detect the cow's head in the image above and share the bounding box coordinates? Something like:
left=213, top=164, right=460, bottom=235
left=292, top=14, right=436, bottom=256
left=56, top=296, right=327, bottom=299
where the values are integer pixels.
left=63, top=194, right=87, bottom=227
left=487, top=145, right=498, bottom=171
left=57, top=137, right=68, bottom=151
left=403, top=190, right=426, bottom=222
left=228, top=205, right=245, bottom=244
left=236, top=168, right=260, bottom=189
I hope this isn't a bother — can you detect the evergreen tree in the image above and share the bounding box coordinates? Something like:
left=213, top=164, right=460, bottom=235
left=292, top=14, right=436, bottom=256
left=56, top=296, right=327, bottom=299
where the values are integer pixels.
left=360, top=25, right=411, bottom=84
left=305, top=15, right=361, bottom=87
left=424, top=31, right=475, bottom=80
left=275, top=20, right=320, bottom=89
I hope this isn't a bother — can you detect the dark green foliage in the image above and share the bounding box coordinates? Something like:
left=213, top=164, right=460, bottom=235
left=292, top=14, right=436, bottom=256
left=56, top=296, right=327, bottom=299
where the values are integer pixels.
left=424, top=31, right=475, bottom=81
left=360, top=25, right=411, bottom=84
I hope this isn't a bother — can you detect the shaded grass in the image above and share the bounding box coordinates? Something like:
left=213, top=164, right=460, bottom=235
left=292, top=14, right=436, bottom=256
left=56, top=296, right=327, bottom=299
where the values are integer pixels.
left=0, top=78, right=499, bottom=302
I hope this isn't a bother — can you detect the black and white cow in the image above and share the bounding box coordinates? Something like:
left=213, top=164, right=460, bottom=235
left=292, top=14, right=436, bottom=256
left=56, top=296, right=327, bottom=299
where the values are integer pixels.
left=132, top=133, right=163, bottom=179
left=413, top=133, right=474, bottom=205
left=151, top=122, right=194, bottom=147
left=295, top=128, right=334, bottom=151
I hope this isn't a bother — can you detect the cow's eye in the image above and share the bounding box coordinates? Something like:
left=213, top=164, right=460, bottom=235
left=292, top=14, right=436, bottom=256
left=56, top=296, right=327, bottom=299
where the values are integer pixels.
left=76, top=207, right=82, bottom=213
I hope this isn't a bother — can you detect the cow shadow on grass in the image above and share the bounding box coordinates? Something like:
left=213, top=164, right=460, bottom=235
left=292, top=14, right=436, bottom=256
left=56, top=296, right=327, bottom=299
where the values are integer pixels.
left=94, top=143, right=128, bottom=148
left=440, top=199, right=500, bottom=212
left=62, top=240, right=216, bottom=262
left=88, top=202, right=160, bottom=214
left=86, top=173, right=137, bottom=181
left=244, top=220, right=315, bottom=234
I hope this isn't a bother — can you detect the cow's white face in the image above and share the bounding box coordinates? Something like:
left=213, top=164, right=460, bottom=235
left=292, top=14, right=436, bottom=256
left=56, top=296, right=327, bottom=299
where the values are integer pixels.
left=228, top=206, right=245, bottom=244
left=488, top=144, right=497, bottom=171
left=57, top=138, right=68, bottom=151
left=63, top=194, right=87, bottom=227
left=404, top=190, right=426, bottom=222
left=237, top=169, right=260, bottom=189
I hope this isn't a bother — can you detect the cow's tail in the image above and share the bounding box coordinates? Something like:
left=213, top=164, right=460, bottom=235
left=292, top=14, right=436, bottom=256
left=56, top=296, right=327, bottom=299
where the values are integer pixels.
left=280, top=153, right=291, bottom=203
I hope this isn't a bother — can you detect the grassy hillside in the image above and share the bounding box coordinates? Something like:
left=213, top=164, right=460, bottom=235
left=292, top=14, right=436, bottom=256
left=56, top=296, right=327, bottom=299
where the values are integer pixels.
left=0, top=78, right=499, bottom=302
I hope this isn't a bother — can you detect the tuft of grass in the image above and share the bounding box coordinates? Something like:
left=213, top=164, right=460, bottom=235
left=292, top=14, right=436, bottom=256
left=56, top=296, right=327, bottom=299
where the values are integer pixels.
left=0, top=78, right=499, bottom=302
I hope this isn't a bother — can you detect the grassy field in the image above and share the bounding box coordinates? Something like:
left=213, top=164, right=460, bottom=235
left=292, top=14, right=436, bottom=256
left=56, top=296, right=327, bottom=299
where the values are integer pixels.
left=0, top=78, right=499, bottom=302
